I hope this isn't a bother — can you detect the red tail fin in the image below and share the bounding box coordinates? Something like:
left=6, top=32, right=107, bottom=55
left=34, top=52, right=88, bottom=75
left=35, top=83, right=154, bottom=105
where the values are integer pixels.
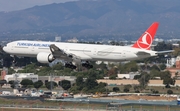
left=132, top=22, right=159, bottom=50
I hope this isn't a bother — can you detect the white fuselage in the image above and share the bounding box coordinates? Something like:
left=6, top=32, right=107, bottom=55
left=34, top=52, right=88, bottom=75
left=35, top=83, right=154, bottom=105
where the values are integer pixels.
left=3, top=40, right=157, bottom=62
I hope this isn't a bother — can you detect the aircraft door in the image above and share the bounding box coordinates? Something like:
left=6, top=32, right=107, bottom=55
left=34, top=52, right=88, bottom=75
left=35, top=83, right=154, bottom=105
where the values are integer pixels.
left=10, top=43, right=15, bottom=51
left=30, top=45, right=37, bottom=55
left=31, top=46, right=34, bottom=52
left=93, top=48, right=97, bottom=55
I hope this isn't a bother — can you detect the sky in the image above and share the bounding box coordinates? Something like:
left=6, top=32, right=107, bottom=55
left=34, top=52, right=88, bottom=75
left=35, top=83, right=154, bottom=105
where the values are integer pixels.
left=0, top=0, right=78, bottom=12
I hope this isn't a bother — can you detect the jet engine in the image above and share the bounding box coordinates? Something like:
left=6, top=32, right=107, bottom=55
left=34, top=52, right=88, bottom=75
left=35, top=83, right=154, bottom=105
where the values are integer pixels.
left=37, top=52, right=54, bottom=63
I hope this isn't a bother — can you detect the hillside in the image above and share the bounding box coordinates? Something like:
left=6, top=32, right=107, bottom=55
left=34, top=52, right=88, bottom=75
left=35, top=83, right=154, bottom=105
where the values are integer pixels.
left=0, top=0, right=180, bottom=41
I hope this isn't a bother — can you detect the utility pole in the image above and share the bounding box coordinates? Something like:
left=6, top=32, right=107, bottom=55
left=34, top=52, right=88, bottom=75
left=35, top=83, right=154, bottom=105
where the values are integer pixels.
left=14, top=74, right=19, bottom=89
left=50, top=73, right=53, bottom=91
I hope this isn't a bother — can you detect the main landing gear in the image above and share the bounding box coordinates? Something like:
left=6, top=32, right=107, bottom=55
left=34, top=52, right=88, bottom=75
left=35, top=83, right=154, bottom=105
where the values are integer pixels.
left=64, top=61, right=93, bottom=69
left=65, top=62, right=77, bottom=69
left=82, top=61, right=93, bottom=69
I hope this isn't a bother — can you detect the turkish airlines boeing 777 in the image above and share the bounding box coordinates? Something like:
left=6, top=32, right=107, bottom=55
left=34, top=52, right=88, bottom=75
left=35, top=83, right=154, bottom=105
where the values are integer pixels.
left=3, top=22, right=173, bottom=69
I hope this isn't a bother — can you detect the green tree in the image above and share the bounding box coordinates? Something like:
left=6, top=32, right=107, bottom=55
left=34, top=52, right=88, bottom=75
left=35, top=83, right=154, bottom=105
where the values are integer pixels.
left=95, top=82, right=107, bottom=93
left=163, top=77, right=175, bottom=88
left=0, top=80, right=6, bottom=89
left=138, top=72, right=150, bottom=89
left=160, top=71, right=175, bottom=88
left=88, top=69, right=101, bottom=79
left=8, top=68, right=16, bottom=74
left=33, top=80, right=43, bottom=90
left=150, top=65, right=160, bottom=71
left=134, top=75, right=141, bottom=80
left=167, top=90, right=173, bottom=94
left=123, top=85, right=131, bottom=93
left=52, top=63, right=64, bottom=70
left=120, top=61, right=138, bottom=73
left=149, top=69, right=160, bottom=79
left=124, top=84, right=132, bottom=89
left=18, top=63, right=38, bottom=73
left=123, top=88, right=129, bottom=93
left=76, top=76, right=84, bottom=86
left=69, top=86, right=80, bottom=94
left=20, top=79, right=33, bottom=88
left=151, top=89, right=159, bottom=94
left=172, top=47, right=180, bottom=57
left=59, top=80, right=71, bottom=90
left=159, top=64, right=167, bottom=70
left=70, top=70, right=106, bottom=94
left=133, top=85, right=140, bottom=92
left=113, top=87, right=120, bottom=92
left=109, top=75, right=117, bottom=80
left=160, top=71, right=171, bottom=80
left=36, top=66, right=52, bottom=76
left=85, top=78, right=98, bottom=89
left=76, top=76, right=84, bottom=90
left=45, top=81, right=58, bottom=90
left=107, top=67, right=117, bottom=80
left=96, top=82, right=107, bottom=88
left=107, top=67, right=118, bottom=77
left=8, top=80, right=15, bottom=89
left=154, top=42, right=172, bottom=51
left=96, top=62, right=108, bottom=70
left=109, top=41, right=120, bottom=45
left=3, top=54, right=13, bottom=68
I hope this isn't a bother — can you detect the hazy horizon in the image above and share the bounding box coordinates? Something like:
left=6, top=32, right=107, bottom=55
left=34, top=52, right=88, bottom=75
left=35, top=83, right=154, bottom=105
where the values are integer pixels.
left=0, top=0, right=78, bottom=12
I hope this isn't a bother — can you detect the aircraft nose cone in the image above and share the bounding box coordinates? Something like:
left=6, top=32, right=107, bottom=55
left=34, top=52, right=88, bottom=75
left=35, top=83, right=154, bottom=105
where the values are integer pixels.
left=3, top=46, right=8, bottom=52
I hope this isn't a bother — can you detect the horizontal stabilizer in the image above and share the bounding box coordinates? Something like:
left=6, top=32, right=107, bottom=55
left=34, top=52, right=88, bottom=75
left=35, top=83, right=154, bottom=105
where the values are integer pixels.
left=156, top=50, right=174, bottom=54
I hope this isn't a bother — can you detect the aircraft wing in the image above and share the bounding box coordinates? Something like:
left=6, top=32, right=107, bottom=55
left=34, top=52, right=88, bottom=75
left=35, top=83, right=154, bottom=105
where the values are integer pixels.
left=50, top=44, right=69, bottom=58
left=49, top=44, right=81, bottom=62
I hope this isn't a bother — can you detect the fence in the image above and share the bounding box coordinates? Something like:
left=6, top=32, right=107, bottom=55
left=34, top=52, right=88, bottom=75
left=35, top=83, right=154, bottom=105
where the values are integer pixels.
left=107, top=104, right=180, bottom=111
left=1, top=103, right=180, bottom=111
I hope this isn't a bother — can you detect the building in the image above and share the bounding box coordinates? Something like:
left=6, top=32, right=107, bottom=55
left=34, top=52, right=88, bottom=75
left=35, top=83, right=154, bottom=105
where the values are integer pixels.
left=176, top=56, right=180, bottom=69
left=4, top=73, right=38, bottom=83
left=55, top=36, right=61, bottom=42
left=38, top=76, right=76, bottom=85
left=1, top=67, right=8, bottom=80
left=1, top=70, right=6, bottom=80
left=51, top=76, right=76, bottom=84
left=67, top=37, right=78, bottom=43
left=38, top=76, right=49, bottom=84
left=117, top=72, right=140, bottom=79
left=166, top=56, right=180, bottom=77
left=166, top=68, right=180, bottom=78
left=166, top=58, right=176, bottom=68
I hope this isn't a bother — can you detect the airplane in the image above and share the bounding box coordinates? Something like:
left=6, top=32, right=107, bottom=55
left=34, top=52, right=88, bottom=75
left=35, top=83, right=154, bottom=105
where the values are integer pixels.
left=3, top=22, right=173, bottom=69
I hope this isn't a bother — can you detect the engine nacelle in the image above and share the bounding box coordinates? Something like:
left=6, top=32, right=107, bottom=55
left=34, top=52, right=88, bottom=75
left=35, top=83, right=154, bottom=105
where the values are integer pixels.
left=37, top=52, right=54, bottom=63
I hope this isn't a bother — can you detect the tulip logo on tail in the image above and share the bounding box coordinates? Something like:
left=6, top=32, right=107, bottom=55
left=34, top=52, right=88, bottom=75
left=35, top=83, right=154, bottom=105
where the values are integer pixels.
left=132, top=22, right=159, bottom=50
left=137, top=32, right=152, bottom=50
